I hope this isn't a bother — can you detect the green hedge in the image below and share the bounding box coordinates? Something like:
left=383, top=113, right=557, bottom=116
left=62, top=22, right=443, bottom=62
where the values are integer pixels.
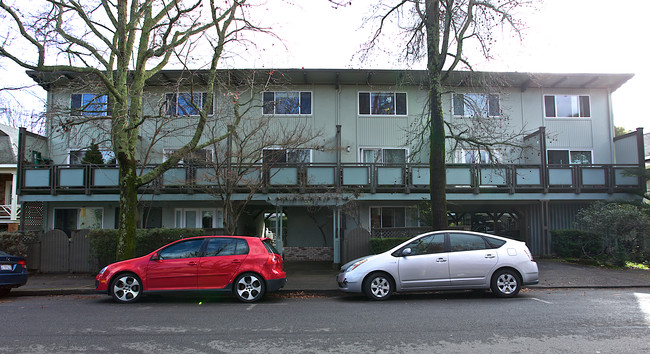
left=89, top=228, right=206, bottom=268
left=0, top=232, right=36, bottom=258
left=551, top=229, right=600, bottom=258
left=370, top=237, right=410, bottom=254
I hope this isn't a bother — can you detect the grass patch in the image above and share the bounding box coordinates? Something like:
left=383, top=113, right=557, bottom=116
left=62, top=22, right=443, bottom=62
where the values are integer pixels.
left=625, top=262, right=649, bottom=270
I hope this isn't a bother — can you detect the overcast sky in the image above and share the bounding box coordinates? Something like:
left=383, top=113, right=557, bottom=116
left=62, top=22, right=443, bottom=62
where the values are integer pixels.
left=1, top=0, right=647, bottom=133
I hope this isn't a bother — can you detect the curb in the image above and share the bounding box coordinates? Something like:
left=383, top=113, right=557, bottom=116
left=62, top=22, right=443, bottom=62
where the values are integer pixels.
left=10, top=285, right=650, bottom=298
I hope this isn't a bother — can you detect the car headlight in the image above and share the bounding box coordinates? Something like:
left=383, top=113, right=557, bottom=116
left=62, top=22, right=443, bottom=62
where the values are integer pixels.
left=98, top=266, right=108, bottom=275
left=346, top=259, right=367, bottom=272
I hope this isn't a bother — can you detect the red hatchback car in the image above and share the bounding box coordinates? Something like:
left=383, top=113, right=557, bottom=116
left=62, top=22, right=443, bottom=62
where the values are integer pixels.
left=95, top=236, right=286, bottom=303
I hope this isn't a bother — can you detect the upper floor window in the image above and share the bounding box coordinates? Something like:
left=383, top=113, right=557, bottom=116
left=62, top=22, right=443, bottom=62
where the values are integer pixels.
left=71, top=94, right=109, bottom=116
left=544, top=95, right=590, bottom=118
left=166, top=92, right=212, bottom=116
left=263, top=91, right=312, bottom=115
left=262, top=148, right=312, bottom=164
left=547, top=150, right=592, bottom=165
left=69, top=149, right=115, bottom=164
left=358, top=92, right=407, bottom=116
left=454, top=149, right=501, bottom=164
left=163, top=148, right=213, bottom=164
left=361, top=148, right=407, bottom=164
left=452, top=93, right=500, bottom=117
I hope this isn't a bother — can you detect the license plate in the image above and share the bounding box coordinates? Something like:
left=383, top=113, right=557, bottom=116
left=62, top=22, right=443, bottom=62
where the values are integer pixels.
left=1, top=265, right=12, bottom=271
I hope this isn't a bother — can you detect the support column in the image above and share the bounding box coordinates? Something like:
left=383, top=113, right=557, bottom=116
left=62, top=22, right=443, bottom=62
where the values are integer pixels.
left=275, top=205, right=284, bottom=256
left=10, top=172, right=18, bottom=221
left=333, top=206, right=341, bottom=265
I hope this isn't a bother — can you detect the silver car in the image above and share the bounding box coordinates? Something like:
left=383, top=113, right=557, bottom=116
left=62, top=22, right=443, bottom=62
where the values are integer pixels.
left=337, top=231, right=539, bottom=300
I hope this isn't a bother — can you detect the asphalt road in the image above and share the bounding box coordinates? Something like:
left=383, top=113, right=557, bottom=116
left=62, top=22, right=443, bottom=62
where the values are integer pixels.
left=1, top=289, right=649, bottom=353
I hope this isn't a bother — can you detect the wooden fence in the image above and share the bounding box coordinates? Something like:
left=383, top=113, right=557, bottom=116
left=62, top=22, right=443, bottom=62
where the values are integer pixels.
left=26, top=229, right=97, bottom=273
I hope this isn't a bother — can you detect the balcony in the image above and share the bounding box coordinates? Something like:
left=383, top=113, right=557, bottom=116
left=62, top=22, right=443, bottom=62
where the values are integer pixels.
left=18, top=162, right=644, bottom=196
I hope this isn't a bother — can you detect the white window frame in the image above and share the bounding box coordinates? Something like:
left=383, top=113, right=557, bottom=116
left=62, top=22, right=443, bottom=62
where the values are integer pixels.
left=162, top=148, right=214, bottom=164
left=165, top=92, right=212, bottom=116
left=454, top=149, right=502, bottom=164
left=68, top=148, right=115, bottom=164
left=544, top=95, right=591, bottom=118
left=262, top=148, right=313, bottom=164
left=262, top=91, right=313, bottom=116
left=358, top=92, right=408, bottom=116
left=369, top=206, right=420, bottom=229
left=359, top=147, right=409, bottom=164
left=71, top=93, right=109, bottom=116
left=52, top=207, right=104, bottom=230
left=452, top=93, right=501, bottom=117
left=174, top=208, right=224, bottom=229
left=547, top=149, right=594, bottom=165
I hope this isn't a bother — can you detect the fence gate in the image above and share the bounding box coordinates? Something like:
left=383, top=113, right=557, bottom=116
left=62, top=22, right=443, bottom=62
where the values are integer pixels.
left=343, top=227, right=371, bottom=263
left=39, top=229, right=96, bottom=273
left=39, top=230, right=69, bottom=272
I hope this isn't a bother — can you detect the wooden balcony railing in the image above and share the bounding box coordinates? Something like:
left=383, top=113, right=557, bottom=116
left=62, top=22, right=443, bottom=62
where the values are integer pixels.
left=18, top=162, right=644, bottom=196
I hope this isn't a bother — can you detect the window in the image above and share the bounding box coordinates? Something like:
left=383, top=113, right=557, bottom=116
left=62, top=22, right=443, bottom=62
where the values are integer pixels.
left=158, top=239, right=204, bottom=260
left=166, top=92, right=212, bottom=116
left=263, top=91, right=312, bottom=115
left=71, top=94, right=109, bottom=116
left=358, top=92, right=407, bottom=115
left=453, top=93, right=500, bottom=117
left=449, top=233, right=488, bottom=252
left=262, top=148, right=312, bottom=164
left=401, top=234, right=445, bottom=256
left=54, top=207, right=103, bottom=235
left=174, top=208, right=224, bottom=229
left=454, top=149, right=501, bottom=164
left=544, top=95, right=590, bottom=118
left=547, top=150, right=592, bottom=165
left=361, top=148, right=407, bottom=164
left=163, top=148, right=213, bottom=164
left=69, top=149, right=115, bottom=164
left=370, top=207, right=419, bottom=229
left=204, top=238, right=249, bottom=257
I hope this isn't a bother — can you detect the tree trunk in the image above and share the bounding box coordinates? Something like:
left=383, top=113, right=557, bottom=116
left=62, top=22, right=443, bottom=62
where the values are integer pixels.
left=116, top=158, right=138, bottom=260
left=429, top=75, right=448, bottom=230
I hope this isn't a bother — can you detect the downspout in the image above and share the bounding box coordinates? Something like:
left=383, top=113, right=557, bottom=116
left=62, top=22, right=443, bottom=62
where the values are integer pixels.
left=607, top=88, right=616, bottom=163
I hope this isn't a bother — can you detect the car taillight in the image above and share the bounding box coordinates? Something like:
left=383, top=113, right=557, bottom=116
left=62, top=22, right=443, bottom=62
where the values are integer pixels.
left=18, top=259, right=27, bottom=267
left=267, top=253, right=282, bottom=267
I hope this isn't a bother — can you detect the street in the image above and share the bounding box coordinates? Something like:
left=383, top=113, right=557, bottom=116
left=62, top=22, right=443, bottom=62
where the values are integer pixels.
left=1, top=289, right=649, bottom=353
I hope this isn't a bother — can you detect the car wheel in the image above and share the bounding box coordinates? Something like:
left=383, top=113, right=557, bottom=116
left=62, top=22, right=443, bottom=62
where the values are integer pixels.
left=0, top=288, right=10, bottom=297
left=491, top=269, right=521, bottom=298
left=110, top=273, right=142, bottom=303
left=363, top=272, right=394, bottom=300
left=233, top=273, right=266, bottom=303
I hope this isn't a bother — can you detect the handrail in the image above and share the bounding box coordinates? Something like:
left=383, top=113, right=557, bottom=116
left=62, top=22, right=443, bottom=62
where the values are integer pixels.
left=18, top=162, right=643, bottom=195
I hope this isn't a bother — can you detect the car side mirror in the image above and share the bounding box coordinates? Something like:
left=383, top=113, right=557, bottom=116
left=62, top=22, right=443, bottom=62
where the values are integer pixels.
left=150, top=253, right=160, bottom=261
left=401, top=248, right=412, bottom=257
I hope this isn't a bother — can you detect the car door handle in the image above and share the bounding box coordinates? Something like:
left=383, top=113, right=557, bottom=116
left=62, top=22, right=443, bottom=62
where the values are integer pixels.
left=187, top=261, right=197, bottom=266
left=232, top=259, right=242, bottom=263
left=436, top=258, right=447, bottom=263
left=485, top=254, right=496, bottom=259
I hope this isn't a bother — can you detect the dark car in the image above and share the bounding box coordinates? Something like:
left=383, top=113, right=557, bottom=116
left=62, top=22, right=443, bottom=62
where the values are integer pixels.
left=0, top=250, right=28, bottom=297
left=95, top=236, right=287, bottom=303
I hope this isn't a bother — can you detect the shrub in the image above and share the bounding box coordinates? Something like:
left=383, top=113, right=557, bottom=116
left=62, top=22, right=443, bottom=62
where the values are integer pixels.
left=551, top=229, right=600, bottom=258
left=370, top=237, right=410, bottom=254
left=89, top=228, right=206, bottom=268
left=0, top=232, right=36, bottom=257
left=575, top=202, right=650, bottom=266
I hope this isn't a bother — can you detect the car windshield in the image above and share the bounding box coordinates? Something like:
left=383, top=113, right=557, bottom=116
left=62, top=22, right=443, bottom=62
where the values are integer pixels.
left=262, top=239, right=280, bottom=255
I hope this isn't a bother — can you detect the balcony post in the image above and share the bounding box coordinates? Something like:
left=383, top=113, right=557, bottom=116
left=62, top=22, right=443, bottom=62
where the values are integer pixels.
left=10, top=172, right=18, bottom=221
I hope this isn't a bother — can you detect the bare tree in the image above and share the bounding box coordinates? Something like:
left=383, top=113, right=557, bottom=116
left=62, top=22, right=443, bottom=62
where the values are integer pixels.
left=201, top=82, right=325, bottom=235
left=0, top=0, right=266, bottom=260
left=361, top=0, right=532, bottom=229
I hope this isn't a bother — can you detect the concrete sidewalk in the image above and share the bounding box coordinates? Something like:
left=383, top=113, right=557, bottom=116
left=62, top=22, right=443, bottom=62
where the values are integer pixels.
left=9, top=260, right=650, bottom=297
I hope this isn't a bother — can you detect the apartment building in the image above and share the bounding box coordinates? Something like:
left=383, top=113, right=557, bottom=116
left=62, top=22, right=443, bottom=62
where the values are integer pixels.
left=17, top=69, right=645, bottom=263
